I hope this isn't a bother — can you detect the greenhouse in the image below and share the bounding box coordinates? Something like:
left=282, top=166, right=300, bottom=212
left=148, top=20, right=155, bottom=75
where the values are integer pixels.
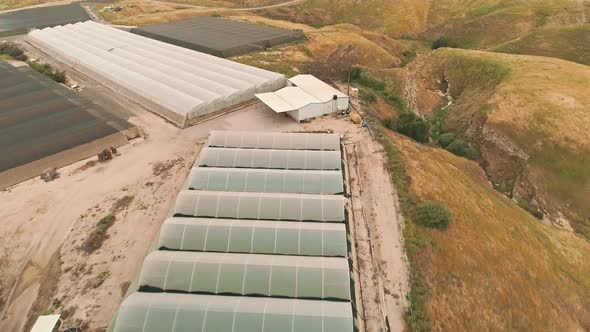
left=188, top=168, right=344, bottom=194
left=113, top=293, right=354, bottom=332
left=157, top=217, right=348, bottom=257
left=197, top=147, right=342, bottom=170
left=173, top=191, right=347, bottom=222
left=138, top=251, right=351, bottom=300
left=206, top=131, right=341, bottom=151
left=27, top=21, right=286, bottom=128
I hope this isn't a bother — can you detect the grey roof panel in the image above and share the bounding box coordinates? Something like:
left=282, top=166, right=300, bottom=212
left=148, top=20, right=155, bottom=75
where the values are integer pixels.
left=131, top=16, right=305, bottom=58
left=0, top=61, right=132, bottom=172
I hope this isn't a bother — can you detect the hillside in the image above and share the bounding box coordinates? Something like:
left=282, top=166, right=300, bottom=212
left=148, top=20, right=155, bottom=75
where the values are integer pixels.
left=263, top=0, right=588, bottom=47
left=493, top=24, right=590, bottom=65
left=393, top=48, right=590, bottom=239
left=382, top=131, right=590, bottom=331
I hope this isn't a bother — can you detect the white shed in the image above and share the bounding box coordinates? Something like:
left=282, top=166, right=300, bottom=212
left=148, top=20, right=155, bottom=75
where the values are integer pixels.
left=256, top=75, right=349, bottom=122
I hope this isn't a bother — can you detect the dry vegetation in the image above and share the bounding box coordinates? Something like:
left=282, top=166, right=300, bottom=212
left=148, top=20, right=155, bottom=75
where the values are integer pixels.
left=392, top=48, right=590, bottom=239
left=494, top=23, right=590, bottom=65
left=382, top=131, right=590, bottom=331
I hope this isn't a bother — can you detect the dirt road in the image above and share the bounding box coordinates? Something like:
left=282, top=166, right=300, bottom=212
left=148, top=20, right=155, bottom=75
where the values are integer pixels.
left=305, top=116, right=409, bottom=332
left=146, top=0, right=303, bottom=11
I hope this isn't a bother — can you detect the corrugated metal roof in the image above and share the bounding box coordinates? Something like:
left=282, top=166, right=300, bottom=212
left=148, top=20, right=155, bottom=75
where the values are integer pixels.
left=289, top=75, right=347, bottom=102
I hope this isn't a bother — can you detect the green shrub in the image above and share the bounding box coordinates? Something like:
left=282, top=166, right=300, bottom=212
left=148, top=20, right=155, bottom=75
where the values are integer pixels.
left=383, top=117, right=396, bottom=131
left=445, top=139, right=479, bottom=160
left=445, top=139, right=469, bottom=156
left=27, top=61, right=66, bottom=83
left=517, top=199, right=544, bottom=220
left=432, top=37, right=458, bottom=49
left=438, top=133, right=456, bottom=148
left=0, top=42, right=28, bottom=61
left=396, top=112, right=430, bottom=143
left=415, top=202, right=452, bottom=229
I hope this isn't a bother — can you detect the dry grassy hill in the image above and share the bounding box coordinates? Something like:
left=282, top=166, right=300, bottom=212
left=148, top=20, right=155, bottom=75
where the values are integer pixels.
left=493, top=24, right=590, bottom=65
left=391, top=48, right=590, bottom=239
left=382, top=131, right=590, bottom=331
left=263, top=0, right=588, bottom=47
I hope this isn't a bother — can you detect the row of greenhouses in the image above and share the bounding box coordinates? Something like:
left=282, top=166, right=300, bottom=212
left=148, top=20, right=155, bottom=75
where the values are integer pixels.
left=111, top=132, right=356, bottom=332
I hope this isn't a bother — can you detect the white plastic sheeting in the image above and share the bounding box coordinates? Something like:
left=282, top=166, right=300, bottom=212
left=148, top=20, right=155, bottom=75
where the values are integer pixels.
left=113, top=293, right=354, bottom=332
left=28, top=21, right=286, bottom=127
left=206, top=131, right=341, bottom=150
left=173, top=191, right=347, bottom=222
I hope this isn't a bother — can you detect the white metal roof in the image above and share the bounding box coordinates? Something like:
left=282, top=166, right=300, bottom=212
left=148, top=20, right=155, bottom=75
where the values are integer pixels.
left=28, top=21, right=285, bottom=124
left=289, top=74, right=347, bottom=102
left=256, top=74, right=347, bottom=114
left=30, top=314, right=60, bottom=332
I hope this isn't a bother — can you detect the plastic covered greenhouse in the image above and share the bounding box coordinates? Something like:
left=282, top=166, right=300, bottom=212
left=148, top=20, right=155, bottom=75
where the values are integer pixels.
left=197, top=147, right=342, bottom=170
left=188, top=168, right=344, bottom=194
left=206, top=131, right=341, bottom=150
left=113, top=293, right=354, bottom=332
left=27, top=21, right=286, bottom=128
left=138, top=251, right=351, bottom=300
left=158, top=218, right=348, bottom=256
left=174, top=191, right=347, bottom=222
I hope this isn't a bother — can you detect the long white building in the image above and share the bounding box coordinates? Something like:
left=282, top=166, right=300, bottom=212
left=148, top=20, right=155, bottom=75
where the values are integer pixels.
left=28, top=21, right=286, bottom=127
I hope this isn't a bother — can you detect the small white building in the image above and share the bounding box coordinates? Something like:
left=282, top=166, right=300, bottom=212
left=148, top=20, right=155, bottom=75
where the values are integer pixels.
left=30, top=314, right=60, bottom=332
left=256, top=75, right=349, bottom=122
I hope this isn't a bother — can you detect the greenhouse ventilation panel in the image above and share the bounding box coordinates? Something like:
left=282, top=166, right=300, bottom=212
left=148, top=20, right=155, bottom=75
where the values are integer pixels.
left=157, top=218, right=348, bottom=257
left=138, top=251, right=351, bottom=300
left=205, top=131, right=341, bottom=150
left=188, top=168, right=344, bottom=194
left=113, top=293, right=353, bottom=332
left=173, top=191, right=347, bottom=222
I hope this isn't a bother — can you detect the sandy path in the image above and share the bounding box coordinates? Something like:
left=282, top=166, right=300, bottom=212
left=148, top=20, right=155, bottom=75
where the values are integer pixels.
left=304, top=114, right=409, bottom=332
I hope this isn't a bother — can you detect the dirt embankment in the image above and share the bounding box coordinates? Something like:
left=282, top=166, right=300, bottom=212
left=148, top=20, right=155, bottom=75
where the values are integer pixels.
left=388, top=48, right=590, bottom=239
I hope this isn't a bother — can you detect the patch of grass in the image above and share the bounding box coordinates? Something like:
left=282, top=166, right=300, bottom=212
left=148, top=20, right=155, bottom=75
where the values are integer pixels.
left=81, top=214, right=116, bottom=254
left=432, top=37, right=457, bottom=49
left=494, top=24, right=590, bottom=66
left=27, top=61, right=66, bottom=83
left=359, top=89, right=377, bottom=103
left=350, top=66, right=386, bottom=91
left=446, top=53, right=511, bottom=98
left=415, top=202, right=452, bottom=229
